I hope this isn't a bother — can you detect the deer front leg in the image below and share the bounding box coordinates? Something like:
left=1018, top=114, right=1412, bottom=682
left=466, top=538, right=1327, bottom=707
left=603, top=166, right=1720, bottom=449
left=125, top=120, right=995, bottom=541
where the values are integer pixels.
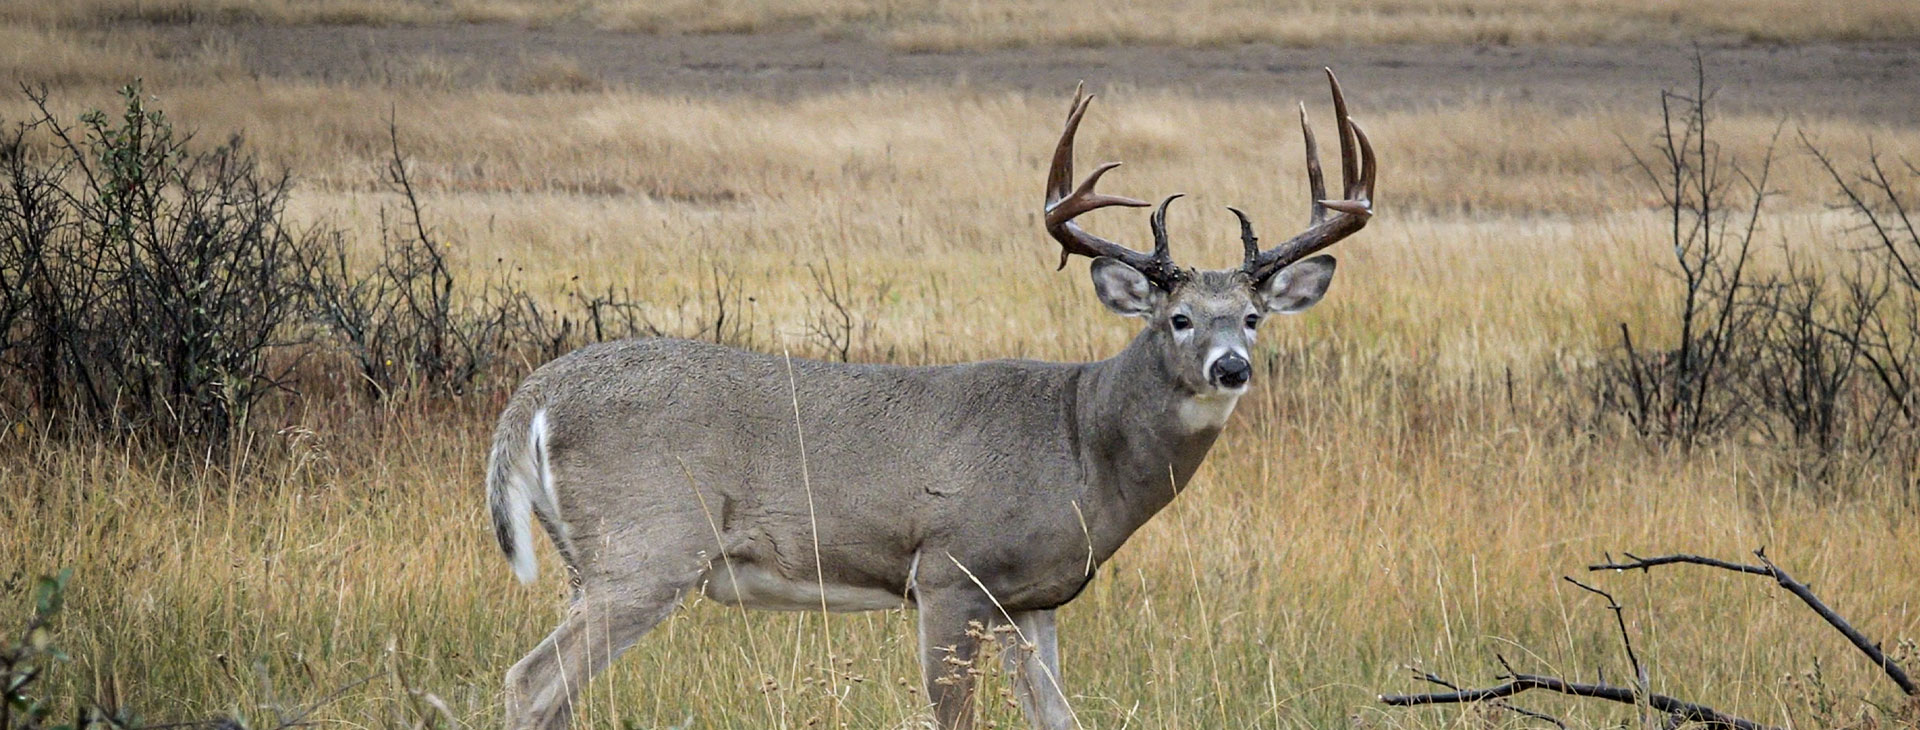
left=1000, top=609, right=1074, bottom=730
left=917, top=588, right=997, bottom=730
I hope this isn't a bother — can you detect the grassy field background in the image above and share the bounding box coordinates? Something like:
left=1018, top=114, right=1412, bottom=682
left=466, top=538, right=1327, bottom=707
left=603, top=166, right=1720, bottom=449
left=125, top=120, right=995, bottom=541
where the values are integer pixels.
left=3, top=3, right=1919, bottom=729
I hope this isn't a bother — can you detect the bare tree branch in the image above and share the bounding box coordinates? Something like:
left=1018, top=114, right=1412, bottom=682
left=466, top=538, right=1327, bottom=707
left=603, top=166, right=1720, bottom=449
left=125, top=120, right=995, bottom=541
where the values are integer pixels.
left=1589, top=551, right=1770, bottom=577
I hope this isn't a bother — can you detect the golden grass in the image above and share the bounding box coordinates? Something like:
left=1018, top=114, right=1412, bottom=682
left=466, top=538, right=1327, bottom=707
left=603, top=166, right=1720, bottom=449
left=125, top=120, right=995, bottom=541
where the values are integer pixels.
left=6, top=0, right=1920, bottom=47
left=4, top=30, right=1920, bottom=730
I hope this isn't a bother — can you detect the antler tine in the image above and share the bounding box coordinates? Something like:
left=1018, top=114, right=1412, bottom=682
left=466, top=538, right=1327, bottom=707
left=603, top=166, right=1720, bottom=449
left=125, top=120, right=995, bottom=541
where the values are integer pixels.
left=1241, top=69, right=1378, bottom=282
left=1351, top=119, right=1377, bottom=202
left=1046, top=83, right=1092, bottom=205
left=1041, top=83, right=1183, bottom=287
left=1299, top=102, right=1327, bottom=226
left=1327, top=68, right=1358, bottom=196
left=1228, top=206, right=1258, bottom=268
left=1150, top=194, right=1184, bottom=259
left=1322, top=119, right=1375, bottom=215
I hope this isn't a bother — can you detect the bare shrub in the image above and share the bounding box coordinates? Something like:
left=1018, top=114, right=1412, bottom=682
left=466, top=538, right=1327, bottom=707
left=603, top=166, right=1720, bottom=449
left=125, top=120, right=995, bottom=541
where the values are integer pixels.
left=1793, top=137, right=1920, bottom=484
left=1595, top=58, right=1919, bottom=491
left=804, top=259, right=886, bottom=362
left=291, top=119, right=690, bottom=400
left=1597, top=56, right=1777, bottom=450
left=0, top=86, right=679, bottom=450
left=293, top=119, right=524, bottom=401
left=0, top=82, right=312, bottom=449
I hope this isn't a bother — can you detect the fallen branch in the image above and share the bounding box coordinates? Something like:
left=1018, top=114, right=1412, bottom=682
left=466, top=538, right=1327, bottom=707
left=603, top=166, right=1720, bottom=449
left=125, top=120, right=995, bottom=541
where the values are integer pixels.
left=1590, top=548, right=1917, bottom=697
left=1381, top=655, right=1779, bottom=730
left=1380, top=555, right=1782, bottom=730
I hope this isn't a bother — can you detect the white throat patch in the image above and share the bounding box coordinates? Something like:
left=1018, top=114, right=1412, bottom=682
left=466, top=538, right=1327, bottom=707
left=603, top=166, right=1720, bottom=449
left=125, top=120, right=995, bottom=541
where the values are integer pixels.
left=1178, top=390, right=1242, bottom=432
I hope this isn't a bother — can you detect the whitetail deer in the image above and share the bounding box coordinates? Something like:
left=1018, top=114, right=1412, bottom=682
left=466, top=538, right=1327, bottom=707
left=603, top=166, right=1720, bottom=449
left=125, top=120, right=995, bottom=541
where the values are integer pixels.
left=488, top=69, right=1376, bottom=730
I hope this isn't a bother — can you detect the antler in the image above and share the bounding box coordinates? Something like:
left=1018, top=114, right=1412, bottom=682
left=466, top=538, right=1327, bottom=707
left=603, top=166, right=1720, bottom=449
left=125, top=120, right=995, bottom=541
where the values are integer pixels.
left=1045, top=83, right=1187, bottom=289
left=1236, top=68, right=1377, bottom=283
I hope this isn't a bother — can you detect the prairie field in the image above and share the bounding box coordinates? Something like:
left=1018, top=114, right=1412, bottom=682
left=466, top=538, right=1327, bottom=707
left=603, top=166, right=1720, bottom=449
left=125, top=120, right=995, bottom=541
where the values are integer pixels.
left=2, top=4, right=1920, bottom=730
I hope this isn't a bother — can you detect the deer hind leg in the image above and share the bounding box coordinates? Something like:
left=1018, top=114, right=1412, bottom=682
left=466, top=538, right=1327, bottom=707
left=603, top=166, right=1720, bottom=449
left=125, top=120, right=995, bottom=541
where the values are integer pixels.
left=503, top=579, right=686, bottom=730
left=999, top=610, right=1074, bottom=730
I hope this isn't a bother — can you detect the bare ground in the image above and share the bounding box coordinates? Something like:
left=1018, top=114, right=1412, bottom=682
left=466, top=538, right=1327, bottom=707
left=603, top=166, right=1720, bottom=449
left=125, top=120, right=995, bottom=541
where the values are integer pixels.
left=151, top=23, right=1920, bottom=123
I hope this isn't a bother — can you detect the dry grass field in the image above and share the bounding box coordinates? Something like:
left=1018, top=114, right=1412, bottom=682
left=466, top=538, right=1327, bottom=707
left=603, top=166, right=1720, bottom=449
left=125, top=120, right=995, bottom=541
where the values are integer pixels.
left=3, top=3, right=1920, bottom=730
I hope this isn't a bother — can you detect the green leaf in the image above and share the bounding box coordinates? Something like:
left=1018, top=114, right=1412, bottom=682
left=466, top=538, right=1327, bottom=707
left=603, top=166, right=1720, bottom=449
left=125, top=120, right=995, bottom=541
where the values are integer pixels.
left=33, top=569, right=71, bottom=618
left=33, top=578, right=58, bottom=616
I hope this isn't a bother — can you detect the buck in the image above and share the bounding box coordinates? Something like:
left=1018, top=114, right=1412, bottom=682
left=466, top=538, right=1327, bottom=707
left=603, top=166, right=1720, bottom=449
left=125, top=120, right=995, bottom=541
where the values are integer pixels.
left=487, top=70, right=1376, bottom=730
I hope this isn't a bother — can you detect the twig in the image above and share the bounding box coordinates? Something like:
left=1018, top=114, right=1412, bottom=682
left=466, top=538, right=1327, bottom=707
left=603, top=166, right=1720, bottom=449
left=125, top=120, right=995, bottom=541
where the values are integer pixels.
left=1589, top=549, right=1917, bottom=696
left=1564, top=576, right=1650, bottom=705
left=1407, top=666, right=1566, bottom=728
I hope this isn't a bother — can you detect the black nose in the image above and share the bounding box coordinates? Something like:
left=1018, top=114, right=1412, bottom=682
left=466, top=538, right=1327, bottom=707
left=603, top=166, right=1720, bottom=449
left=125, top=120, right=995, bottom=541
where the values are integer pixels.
left=1210, top=354, right=1251, bottom=388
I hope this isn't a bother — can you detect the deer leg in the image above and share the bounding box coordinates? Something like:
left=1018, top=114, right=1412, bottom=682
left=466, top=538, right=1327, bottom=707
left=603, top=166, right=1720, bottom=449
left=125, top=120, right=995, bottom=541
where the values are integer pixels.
left=999, top=610, right=1074, bottom=730
left=504, top=583, right=683, bottom=730
left=917, top=589, right=997, bottom=730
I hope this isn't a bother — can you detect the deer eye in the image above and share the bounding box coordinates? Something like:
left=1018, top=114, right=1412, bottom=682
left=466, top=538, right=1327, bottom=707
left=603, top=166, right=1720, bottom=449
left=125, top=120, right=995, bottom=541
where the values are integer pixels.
left=1245, top=314, right=1262, bottom=329
left=1169, top=314, right=1192, bottom=331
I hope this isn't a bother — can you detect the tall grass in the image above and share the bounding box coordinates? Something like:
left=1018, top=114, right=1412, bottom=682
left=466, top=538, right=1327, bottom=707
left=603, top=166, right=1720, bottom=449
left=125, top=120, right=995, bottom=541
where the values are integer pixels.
left=3, top=45, right=1920, bottom=730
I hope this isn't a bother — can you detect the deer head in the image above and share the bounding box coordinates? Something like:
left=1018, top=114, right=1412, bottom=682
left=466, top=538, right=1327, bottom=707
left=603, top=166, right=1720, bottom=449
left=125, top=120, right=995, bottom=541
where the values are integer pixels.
left=1044, top=69, right=1377, bottom=398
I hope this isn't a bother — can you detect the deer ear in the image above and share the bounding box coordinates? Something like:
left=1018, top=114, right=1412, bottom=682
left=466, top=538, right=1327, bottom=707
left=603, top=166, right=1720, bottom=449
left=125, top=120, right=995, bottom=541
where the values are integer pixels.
left=1258, top=255, right=1336, bottom=314
left=1090, top=257, right=1161, bottom=317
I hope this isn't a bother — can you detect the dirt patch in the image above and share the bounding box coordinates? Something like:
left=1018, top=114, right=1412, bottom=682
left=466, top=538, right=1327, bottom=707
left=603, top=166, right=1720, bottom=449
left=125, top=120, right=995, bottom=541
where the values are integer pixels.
left=161, top=23, right=1919, bottom=123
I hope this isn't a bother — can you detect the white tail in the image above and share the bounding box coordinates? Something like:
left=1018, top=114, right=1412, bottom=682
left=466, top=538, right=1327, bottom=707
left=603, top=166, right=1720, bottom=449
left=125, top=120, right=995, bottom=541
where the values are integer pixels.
left=487, top=408, right=562, bottom=584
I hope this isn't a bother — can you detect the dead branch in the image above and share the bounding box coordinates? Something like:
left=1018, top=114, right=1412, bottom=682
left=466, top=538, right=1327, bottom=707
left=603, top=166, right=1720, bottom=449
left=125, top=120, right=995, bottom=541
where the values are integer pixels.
left=1381, top=584, right=1778, bottom=730
left=1380, top=665, right=1780, bottom=730
left=1590, top=548, right=1917, bottom=696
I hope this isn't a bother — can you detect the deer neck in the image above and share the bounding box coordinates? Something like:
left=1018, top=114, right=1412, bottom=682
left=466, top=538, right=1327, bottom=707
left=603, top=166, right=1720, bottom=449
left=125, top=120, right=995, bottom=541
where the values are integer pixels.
left=1070, top=326, right=1234, bottom=560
